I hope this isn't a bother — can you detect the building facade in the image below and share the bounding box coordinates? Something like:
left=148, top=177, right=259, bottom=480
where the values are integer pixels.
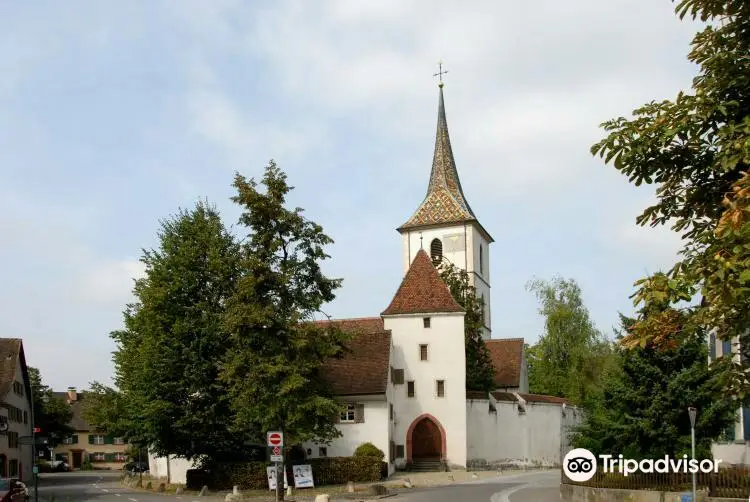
left=0, top=339, right=33, bottom=482
left=52, top=388, right=130, bottom=470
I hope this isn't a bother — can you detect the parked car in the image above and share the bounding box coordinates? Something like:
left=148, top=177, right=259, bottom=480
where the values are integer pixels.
left=123, top=462, right=149, bottom=473
left=0, top=478, right=29, bottom=502
left=49, top=460, right=69, bottom=472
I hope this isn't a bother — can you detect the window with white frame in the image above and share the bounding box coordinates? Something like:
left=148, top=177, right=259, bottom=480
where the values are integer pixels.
left=115, top=452, right=128, bottom=461
left=92, top=435, right=105, bottom=445
left=114, top=437, right=125, bottom=445
left=340, top=404, right=356, bottom=423
left=93, top=453, right=106, bottom=461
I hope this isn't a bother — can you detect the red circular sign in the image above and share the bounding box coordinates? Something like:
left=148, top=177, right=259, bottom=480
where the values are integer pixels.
left=268, top=433, right=282, bottom=446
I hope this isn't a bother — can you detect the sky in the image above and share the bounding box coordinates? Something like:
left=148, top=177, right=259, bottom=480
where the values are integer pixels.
left=0, top=1, right=703, bottom=390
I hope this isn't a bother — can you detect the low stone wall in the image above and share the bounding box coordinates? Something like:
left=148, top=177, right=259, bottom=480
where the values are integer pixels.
left=466, top=458, right=556, bottom=470
left=561, top=483, right=745, bottom=501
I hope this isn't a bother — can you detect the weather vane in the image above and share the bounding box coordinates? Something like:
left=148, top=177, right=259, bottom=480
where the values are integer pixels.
left=433, top=60, right=448, bottom=87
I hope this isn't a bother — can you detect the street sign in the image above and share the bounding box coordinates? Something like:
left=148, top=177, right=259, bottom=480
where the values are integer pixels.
left=270, top=454, right=283, bottom=462
left=32, top=466, right=38, bottom=474
left=33, top=427, right=41, bottom=433
left=267, top=431, right=283, bottom=447
left=272, top=446, right=281, bottom=455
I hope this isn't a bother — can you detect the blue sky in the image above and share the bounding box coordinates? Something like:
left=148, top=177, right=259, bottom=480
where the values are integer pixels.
left=0, top=1, right=701, bottom=389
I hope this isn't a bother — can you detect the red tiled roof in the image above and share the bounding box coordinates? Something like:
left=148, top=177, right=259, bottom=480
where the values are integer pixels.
left=381, top=250, right=463, bottom=316
left=485, top=338, right=524, bottom=388
left=491, top=391, right=569, bottom=405
left=0, top=339, right=24, bottom=398
left=317, top=319, right=391, bottom=396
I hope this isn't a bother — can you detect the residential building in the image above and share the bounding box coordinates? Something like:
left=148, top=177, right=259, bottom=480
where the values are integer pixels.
left=52, top=388, right=129, bottom=470
left=0, top=339, right=33, bottom=482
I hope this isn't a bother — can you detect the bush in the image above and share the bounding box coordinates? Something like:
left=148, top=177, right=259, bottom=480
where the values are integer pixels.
left=354, top=443, right=385, bottom=461
left=203, top=456, right=384, bottom=490
left=186, top=469, right=211, bottom=490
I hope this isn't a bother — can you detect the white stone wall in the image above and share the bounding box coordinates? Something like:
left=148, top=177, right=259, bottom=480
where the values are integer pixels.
left=466, top=397, right=582, bottom=468
left=468, top=226, right=491, bottom=336
left=1, top=357, right=33, bottom=482
left=148, top=454, right=199, bottom=485
left=385, top=313, right=467, bottom=469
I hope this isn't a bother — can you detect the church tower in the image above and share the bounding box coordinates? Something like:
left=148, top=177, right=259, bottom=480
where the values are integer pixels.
left=397, top=80, right=494, bottom=338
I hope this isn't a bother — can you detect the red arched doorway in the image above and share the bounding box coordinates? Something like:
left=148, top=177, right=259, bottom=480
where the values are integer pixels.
left=406, top=414, right=446, bottom=462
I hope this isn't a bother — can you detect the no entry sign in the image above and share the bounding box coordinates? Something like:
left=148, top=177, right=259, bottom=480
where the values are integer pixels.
left=267, top=431, right=283, bottom=447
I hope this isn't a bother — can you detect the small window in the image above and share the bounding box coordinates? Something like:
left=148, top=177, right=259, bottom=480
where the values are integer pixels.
left=423, top=317, right=431, bottom=328
left=479, top=245, right=483, bottom=275
left=437, top=380, right=445, bottom=397
left=306, top=448, right=312, bottom=456
left=340, top=404, right=356, bottom=423
left=93, top=453, right=106, bottom=461
left=92, top=435, right=105, bottom=445
left=63, top=437, right=74, bottom=445
left=396, top=445, right=405, bottom=458
left=407, top=381, right=415, bottom=398
left=8, top=459, right=18, bottom=477
left=114, top=437, right=125, bottom=445
left=23, top=411, right=27, bottom=424
left=392, top=369, right=404, bottom=385
left=115, top=452, right=128, bottom=461
left=723, top=339, right=732, bottom=357
left=420, top=344, right=428, bottom=361
left=430, top=238, right=443, bottom=263
left=319, top=447, right=327, bottom=457
left=389, top=404, right=394, bottom=421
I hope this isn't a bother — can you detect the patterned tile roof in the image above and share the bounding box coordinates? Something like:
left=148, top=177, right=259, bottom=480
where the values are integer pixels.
left=381, top=249, right=463, bottom=316
left=485, top=338, right=524, bottom=388
left=399, top=86, right=477, bottom=231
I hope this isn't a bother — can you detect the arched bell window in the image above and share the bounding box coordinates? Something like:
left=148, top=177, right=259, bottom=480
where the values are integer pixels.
left=430, top=238, right=443, bottom=263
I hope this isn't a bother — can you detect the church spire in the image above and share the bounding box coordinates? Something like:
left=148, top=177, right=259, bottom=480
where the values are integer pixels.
left=398, top=79, right=479, bottom=232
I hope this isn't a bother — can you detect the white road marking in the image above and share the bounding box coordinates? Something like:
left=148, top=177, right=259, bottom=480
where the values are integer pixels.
left=102, top=489, right=109, bottom=492
left=129, top=498, right=138, bottom=501
left=115, top=494, right=122, bottom=497
left=491, top=484, right=527, bottom=502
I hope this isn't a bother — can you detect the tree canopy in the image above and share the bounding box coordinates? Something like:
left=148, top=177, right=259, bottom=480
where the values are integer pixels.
left=28, top=367, right=73, bottom=448
left=525, top=277, right=615, bottom=406
left=219, top=161, right=350, bottom=451
left=572, top=314, right=736, bottom=459
left=591, top=0, right=750, bottom=396
left=437, top=262, right=496, bottom=392
left=110, top=200, right=246, bottom=460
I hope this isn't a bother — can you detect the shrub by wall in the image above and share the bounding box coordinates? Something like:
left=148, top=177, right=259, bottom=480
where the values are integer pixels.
left=195, top=456, right=385, bottom=490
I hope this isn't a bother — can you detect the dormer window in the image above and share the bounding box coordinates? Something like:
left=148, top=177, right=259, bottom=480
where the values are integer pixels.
left=430, top=238, right=442, bottom=264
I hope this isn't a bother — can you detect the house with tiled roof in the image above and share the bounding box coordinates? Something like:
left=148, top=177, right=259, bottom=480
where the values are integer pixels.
left=51, top=388, right=130, bottom=470
left=297, top=82, right=581, bottom=473
left=0, top=339, right=33, bottom=482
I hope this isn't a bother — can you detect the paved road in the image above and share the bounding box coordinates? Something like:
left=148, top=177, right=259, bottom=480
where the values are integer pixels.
left=390, top=470, right=560, bottom=502
left=36, top=472, right=170, bottom=502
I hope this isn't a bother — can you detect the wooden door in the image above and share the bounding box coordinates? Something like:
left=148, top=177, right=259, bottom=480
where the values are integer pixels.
left=411, top=418, right=441, bottom=458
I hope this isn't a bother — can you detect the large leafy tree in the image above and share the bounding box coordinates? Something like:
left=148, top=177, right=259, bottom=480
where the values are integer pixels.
left=437, top=262, right=496, bottom=392
left=80, top=382, right=129, bottom=437
left=28, top=367, right=73, bottom=448
left=110, top=201, right=246, bottom=461
left=591, top=0, right=750, bottom=396
left=219, top=161, right=350, bottom=471
left=525, top=277, right=615, bottom=406
left=572, top=314, right=736, bottom=459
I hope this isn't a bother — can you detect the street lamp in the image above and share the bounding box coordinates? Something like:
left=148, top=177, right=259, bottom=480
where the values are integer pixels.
left=688, top=407, right=697, bottom=502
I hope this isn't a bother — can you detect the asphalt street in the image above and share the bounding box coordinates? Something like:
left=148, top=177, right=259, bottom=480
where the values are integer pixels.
left=389, top=470, right=561, bottom=502
left=36, top=472, right=171, bottom=502
left=34, top=469, right=561, bottom=502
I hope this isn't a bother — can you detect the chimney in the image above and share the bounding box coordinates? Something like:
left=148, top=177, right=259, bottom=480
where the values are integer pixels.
left=67, top=387, right=77, bottom=402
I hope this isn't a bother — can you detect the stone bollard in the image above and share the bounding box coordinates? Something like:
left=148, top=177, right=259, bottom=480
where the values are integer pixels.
left=157, top=483, right=166, bottom=492
left=403, top=478, right=412, bottom=489
left=347, top=481, right=355, bottom=493
left=232, top=486, right=239, bottom=495
left=175, top=487, right=183, bottom=495
left=314, top=495, right=329, bottom=502
left=199, top=485, right=208, bottom=496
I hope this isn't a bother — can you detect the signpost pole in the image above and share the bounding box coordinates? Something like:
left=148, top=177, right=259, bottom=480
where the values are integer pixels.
left=688, top=407, right=697, bottom=502
left=267, top=432, right=284, bottom=502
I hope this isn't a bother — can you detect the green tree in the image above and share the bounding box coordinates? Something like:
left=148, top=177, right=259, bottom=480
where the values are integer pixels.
left=437, top=262, right=496, bottom=392
left=572, top=314, right=736, bottom=459
left=525, top=277, right=614, bottom=406
left=590, top=0, right=750, bottom=396
left=110, top=200, right=245, bottom=461
left=28, top=367, right=73, bottom=448
left=219, top=161, right=350, bottom=477
left=80, top=382, right=129, bottom=437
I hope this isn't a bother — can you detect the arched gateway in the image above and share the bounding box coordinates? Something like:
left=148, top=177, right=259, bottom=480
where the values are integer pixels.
left=406, top=414, right=447, bottom=462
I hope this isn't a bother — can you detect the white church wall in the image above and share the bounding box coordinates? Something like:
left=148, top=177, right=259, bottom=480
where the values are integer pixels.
left=385, top=313, right=467, bottom=469
left=468, top=225, right=491, bottom=335
left=466, top=398, right=582, bottom=469
left=303, top=399, right=390, bottom=463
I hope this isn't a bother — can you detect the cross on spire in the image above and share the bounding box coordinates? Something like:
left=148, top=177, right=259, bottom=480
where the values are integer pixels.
left=433, top=60, right=448, bottom=87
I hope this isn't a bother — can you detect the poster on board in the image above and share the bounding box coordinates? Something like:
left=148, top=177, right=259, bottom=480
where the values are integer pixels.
left=292, top=464, right=314, bottom=488
left=266, top=466, right=288, bottom=490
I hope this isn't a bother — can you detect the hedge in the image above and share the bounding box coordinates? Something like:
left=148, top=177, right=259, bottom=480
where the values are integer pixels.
left=188, top=456, right=385, bottom=490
